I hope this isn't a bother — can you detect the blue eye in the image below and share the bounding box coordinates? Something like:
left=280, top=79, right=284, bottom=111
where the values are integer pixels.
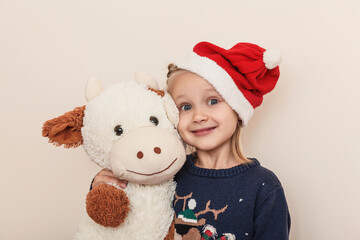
left=208, top=99, right=218, bottom=105
left=181, top=104, right=192, bottom=111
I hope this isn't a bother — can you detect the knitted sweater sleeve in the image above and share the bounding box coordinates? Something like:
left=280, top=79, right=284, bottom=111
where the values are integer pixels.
left=253, top=185, right=291, bottom=240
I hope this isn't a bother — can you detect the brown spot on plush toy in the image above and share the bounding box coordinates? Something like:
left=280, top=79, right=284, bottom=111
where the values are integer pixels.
left=86, top=184, right=130, bottom=227
left=164, top=220, right=175, bottom=240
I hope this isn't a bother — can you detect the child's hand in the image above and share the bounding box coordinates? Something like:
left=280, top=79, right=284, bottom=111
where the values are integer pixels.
left=92, top=169, right=128, bottom=189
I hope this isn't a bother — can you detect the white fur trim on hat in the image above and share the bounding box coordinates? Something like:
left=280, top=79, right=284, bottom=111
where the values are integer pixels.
left=174, top=52, right=254, bottom=127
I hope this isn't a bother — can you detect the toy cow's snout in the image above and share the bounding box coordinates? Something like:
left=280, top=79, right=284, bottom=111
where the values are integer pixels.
left=109, top=127, right=185, bottom=185
left=136, top=146, right=161, bottom=159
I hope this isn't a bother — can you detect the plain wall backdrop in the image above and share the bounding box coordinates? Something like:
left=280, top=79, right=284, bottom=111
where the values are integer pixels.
left=1, top=0, right=359, bottom=239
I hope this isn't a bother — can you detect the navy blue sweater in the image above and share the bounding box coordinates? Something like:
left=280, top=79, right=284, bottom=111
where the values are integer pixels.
left=173, top=155, right=290, bottom=240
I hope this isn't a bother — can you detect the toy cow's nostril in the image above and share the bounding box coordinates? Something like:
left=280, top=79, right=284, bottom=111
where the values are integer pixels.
left=154, top=147, right=161, bottom=154
left=137, top=151, right=144, bottom=159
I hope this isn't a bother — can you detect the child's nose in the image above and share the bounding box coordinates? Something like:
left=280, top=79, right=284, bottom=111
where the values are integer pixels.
left=193, top=109, right=208, bottom=123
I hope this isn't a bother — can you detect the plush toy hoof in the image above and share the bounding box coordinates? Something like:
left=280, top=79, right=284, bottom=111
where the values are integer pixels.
left=86, top=184, right=130, bottom=227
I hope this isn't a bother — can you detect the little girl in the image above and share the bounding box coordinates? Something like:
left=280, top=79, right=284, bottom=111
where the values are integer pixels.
left=92, top=42, right=290, bottom=239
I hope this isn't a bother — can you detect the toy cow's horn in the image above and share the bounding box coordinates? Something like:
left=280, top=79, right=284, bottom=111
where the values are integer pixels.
left=134, top=71, right=159, bottom=89
left=86, top=77, right=104, bottom=102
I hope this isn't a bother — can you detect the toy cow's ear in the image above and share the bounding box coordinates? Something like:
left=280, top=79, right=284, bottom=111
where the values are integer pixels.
left=42, top=106, right=85, bottom=148
left=163, top=92, right=179, bottom=127
left=134, top=71, right=159, bottom=89
left=86, top=77, right=104, bottom=102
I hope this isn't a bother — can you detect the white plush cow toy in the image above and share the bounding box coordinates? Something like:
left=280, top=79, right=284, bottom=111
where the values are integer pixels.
left=42, top=73, right=186, bottom=239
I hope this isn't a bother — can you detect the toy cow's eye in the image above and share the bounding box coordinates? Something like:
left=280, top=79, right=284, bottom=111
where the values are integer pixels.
left=114, top=125, right=123, bottom=136
left=150, top=116, right=159, bottom=126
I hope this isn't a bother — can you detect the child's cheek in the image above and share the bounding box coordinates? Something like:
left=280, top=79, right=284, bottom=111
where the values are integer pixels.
left=177, top=115, right=184, bottom=133
left=177, top=115, right=187, bottom=137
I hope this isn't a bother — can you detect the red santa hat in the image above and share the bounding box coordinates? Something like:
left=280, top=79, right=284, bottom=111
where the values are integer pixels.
left=173, top=41, right=281, bottom=127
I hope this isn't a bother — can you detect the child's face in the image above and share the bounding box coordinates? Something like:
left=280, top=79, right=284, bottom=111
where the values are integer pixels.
left=169, top=71, right=238, bottom=152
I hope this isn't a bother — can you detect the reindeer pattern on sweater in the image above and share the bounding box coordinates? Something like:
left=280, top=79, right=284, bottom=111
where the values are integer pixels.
left=173, top=192, right=235, bottom=240
left=173, top=155, right=291, bottom=240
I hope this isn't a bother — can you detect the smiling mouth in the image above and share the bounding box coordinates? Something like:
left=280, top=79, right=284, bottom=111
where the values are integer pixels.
left=192, top=127, right=216, bottom=132
left=126, top=158, right=177, bottom=176
left=192, top=127, right=216, bottom=134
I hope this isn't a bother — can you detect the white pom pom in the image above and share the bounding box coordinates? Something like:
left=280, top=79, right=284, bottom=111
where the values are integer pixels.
left=223, top=233, right=236, bottom=240
left=188, top=198, right=197, bottom=210
left=263, top=48, right=282, bottom=70
left=203, top=224, right=217, bottom=236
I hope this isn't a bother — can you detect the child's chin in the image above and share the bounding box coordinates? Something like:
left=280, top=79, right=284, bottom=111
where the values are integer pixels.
left=192, top=144, right=216, bottom=151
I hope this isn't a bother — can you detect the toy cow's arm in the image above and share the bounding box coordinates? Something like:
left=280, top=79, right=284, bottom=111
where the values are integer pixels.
left=86, top=184, right=130, bottom=227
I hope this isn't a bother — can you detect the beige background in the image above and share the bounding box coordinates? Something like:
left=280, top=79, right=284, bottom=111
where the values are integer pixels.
left=1, top=0, right=359, bottom=239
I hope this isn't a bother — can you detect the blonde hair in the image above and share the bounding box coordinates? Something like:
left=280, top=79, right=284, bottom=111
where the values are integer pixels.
left=166, top=63, right=186, bottom=94
left=231, top=121, right=252, bottom=164
left=167, top=64, right=251, bottom=164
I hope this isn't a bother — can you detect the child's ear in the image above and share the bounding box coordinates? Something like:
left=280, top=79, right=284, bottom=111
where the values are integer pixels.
left=42, top=106, right=85, bottom=148
left=163, top=92, right=179, bottom=127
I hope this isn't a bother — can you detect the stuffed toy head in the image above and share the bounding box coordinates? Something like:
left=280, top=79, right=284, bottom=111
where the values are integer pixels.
left=43, top=72, right=186, bottom=185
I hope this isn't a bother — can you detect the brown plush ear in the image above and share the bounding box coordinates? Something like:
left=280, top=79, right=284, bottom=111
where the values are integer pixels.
left=42, top=106, right=85, bottom=148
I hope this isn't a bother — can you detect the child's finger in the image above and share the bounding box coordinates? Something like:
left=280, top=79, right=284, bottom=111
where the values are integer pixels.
left=97, top=169, right=116, bottom=178
left=93, top=170, right=128, bottom=189
left=118, top=180, right=128, bottom=189
left=106, top=178, right=127, bottom=189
